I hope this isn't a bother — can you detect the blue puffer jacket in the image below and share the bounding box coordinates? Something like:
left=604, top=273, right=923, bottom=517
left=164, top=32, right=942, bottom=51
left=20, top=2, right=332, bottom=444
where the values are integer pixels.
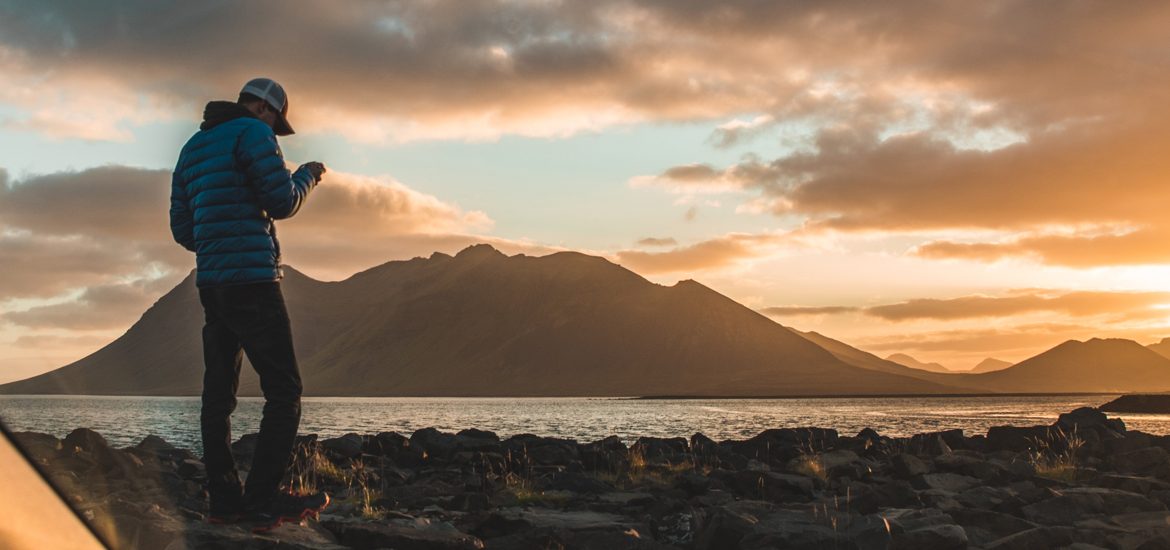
left=169, top=101, right=317, bottom=288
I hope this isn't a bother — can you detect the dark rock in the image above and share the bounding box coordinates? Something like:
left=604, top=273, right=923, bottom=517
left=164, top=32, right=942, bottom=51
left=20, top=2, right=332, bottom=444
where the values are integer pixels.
left=935, top=452, right=1007, bottom=482
left=364, top=431, right=409, bottom=456
left=323, top=519, right=484, bottom=550
left=984, top=526, right=1076, bottom=549
left=986, top=425, right=1052, bottom=452
left=727, top=428, right=839, bottom=464
left=890, top=453, right=930, bottom=479
left=63, top=427, right=110, bottom=454
left=135, top=435, right=177, bottom=456
left=631, top=436, right=689, bottom=462
left=911, top=429, right=965, bottom=455
left=891, top=523, right=968, bottom=550
left=1056, top=407, right=1126, bottom=434
left=949, top=508, right=1038, bottom=547
left=1022, top=487, right=1165, bottom=524
left=322, top=433, right=365, bottom=460
left=545, top=471, right=615, bottom=494
left=13, top=431, right=60, bottom=463
left=692, top=504, right=757, bottom=550
left=177, top=458, right=206, bottom=479
left=912, top=472, right=981, bottom=493
left=448, top=492, right=491, bottom=512
left=675, top=471, right=712, bottom=496
left=1113, top=447, right=1170, bottom=475
left=411, top=428, right=459, bottom=459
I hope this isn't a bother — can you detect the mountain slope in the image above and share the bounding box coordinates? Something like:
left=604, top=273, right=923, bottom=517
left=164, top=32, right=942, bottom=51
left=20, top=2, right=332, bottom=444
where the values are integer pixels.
left=1148, top=338, right=1170, bottom=360
left=963, top=338, right=1170, bottom=393
left=793, top=330, right=980, bottom=392
left=886, top=353, right=952, bottom=374
left=0, top=245, right=967, bottom=397
left=967, top=358, right=1013, bottom=374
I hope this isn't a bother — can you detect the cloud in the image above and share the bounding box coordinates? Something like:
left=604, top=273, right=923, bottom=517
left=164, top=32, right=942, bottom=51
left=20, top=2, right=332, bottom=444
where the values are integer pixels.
left=636, top=237, right=677, bottom=247
left=913, top=229, right=1170, bottom=267
left=3, top=281, right=165, bottom=330
left=614, top=233, right=781, bottom=274
left=761, top=289, right=1170, bottom=323
left=865, top=290, right=1170, bottom=322
left=5, top=1, right=1163, bottom=145
left=760, top=306, right=858, bottom=317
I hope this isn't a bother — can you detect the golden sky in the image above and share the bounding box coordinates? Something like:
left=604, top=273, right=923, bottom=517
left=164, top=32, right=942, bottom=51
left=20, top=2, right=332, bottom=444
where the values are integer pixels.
left=2, top=1, right=1170, bottom=381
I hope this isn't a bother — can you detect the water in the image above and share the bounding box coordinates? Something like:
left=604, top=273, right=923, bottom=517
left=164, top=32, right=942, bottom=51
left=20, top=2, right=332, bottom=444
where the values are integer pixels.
left=3, top=395, right=1169, bottom=454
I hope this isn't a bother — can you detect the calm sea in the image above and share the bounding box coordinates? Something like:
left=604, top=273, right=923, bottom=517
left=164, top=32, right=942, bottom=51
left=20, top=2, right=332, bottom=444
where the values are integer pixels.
left=2, top=395, right=1168, bottom=454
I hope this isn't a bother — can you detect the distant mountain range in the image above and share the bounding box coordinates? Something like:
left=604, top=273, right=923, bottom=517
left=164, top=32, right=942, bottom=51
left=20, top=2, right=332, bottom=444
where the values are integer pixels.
left=886, top=353, right=952, bottom=374
left=967, top=357, right=1014, bottom=374
left=3, top=245, right=1168, bottom=397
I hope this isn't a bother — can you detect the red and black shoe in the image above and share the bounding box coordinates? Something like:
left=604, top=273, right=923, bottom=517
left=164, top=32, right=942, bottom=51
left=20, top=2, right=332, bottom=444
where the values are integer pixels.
left=245, top=492, right=330, bottom=533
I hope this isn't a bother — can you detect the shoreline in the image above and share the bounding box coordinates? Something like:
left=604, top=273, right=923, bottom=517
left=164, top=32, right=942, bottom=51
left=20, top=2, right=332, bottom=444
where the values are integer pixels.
left=13, top=406, right=1170, bottom=549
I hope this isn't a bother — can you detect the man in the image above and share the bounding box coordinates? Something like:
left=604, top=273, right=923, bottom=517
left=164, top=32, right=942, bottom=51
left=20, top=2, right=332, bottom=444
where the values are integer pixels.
left=169, top=77, right=328, bottom=532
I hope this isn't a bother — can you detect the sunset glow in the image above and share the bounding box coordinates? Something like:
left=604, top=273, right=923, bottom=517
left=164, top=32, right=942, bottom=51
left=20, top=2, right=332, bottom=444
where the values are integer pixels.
left=3, top=1, right=1170, bottom=381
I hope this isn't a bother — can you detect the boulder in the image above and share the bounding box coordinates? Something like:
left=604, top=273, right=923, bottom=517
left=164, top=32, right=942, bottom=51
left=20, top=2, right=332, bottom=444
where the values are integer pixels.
left=891, top=524, right=968, bottom=550
left=912, top=473, right=981, bottom=493
left=631, top=436, right=689, bottom=462
left=1112, top=447, right=1170, bottom=476
left=323, top=519, right=484, bottom=550
left=63, top=427, right=110, bottom=454
left=985, top=425, right=1052, bottom=452
left=363, top=431, right=409, bottom=456
left=1056, top=407, right=1125, bottom=435
left=890, top=453, right=930, bottom=478
left=410, top=428, right=459, bottom=459
left=322, top=433, right=365, bottom=460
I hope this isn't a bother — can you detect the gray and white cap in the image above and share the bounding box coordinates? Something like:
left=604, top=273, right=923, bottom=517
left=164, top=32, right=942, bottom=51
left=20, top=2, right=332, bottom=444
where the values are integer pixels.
left=240, top=77, right=294, bottom=136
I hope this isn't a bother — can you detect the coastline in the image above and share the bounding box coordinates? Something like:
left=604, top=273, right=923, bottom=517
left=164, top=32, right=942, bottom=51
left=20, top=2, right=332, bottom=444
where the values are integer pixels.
left=13, top=406, right=1170, bottom=549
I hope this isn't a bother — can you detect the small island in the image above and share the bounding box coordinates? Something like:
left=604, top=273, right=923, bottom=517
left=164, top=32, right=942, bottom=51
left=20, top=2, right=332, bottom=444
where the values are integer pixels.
left=1101, top=394, right=1170, bottom=414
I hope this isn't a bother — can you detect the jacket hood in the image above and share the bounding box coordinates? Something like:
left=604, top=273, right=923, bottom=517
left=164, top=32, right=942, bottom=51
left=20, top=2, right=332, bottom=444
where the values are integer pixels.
left=200, top=101, right=257, bottom=131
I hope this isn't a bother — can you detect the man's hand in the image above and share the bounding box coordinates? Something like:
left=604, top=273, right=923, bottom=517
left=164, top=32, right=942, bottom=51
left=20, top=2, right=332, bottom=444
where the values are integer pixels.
left=302, top=161, right=327, bottom=182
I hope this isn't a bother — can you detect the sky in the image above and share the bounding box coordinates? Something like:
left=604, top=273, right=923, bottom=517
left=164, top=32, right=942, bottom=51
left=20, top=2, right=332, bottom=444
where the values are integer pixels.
left=3, top=0, right=1170, bottom=383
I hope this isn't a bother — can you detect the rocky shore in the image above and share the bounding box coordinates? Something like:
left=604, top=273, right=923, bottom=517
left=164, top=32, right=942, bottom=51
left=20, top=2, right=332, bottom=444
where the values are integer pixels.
left=13, top=407, right=1170, bottom=549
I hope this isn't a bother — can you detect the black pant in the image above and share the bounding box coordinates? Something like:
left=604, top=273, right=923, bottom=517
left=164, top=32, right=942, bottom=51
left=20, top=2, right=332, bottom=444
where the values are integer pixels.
left=198, top=281, right=302, bottom=512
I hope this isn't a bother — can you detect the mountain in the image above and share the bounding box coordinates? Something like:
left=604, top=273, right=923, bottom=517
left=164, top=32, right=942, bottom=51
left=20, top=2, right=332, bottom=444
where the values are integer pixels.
left=966, top=358, right=1013, bottom=374
left=0, top=245, right=969, bottom=397
left=962, top=338, right=1170, bottom=393
left=885, top=353, right=952, bottom=374
left=793, top=330, right=980, bottom=391
left=1147, top=338, right=1170, bottom=360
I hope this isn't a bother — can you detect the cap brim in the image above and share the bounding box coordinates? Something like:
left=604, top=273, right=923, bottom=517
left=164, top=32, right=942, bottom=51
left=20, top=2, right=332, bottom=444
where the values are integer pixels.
left=273, top=113, right=295, bottom=136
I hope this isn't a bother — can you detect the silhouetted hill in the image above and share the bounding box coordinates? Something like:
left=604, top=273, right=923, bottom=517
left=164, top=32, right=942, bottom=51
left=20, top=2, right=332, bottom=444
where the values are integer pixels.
left=963, top=338, right=1170, bottom=393
left=1147, top=338, right=1170, bottom=360
left=886, top=353, right=952, bottom=374
left=967, top=357, right=1013, bottom=374
left=0, top=245, right=966, bottom=397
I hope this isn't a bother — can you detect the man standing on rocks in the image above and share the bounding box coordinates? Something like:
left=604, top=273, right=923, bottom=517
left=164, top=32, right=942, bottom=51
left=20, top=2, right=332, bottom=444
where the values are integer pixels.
left=169, top=77, right=328, bottom=531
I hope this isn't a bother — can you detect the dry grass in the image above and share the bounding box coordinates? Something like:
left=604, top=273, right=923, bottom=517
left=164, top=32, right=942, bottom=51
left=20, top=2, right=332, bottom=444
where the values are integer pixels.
left=1029, top=427, right=1084, bottom=482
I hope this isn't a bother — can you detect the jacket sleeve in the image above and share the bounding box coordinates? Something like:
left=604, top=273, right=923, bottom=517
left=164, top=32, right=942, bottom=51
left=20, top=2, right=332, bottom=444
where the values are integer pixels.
left=237, top=122, right=317, bottom=220
left=169, top=166, right=197, bottom=252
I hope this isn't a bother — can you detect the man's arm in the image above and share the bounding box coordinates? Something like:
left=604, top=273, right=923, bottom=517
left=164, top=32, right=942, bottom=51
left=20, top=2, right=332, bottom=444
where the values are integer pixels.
left=169, top=167, right=197, bottom=252
left=237, top=123, right=319, bottom=220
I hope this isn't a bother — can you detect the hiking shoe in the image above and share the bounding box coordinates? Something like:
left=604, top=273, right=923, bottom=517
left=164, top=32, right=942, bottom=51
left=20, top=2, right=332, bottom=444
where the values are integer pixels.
left=245, top=492, right=330, bottom=533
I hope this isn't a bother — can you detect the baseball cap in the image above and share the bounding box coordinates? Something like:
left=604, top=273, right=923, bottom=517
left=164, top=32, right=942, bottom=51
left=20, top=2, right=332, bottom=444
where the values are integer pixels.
left=240, top=77, right=295, bottom=136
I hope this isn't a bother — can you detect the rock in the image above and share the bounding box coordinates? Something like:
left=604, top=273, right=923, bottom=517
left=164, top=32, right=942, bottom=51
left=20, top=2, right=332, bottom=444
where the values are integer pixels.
left=727, top=428, right=839, bottom=464
left=322, top=433, right=365, bottom=460
left=545, top=471, right=615, bottom=494
left=454, top=429, right=501, bottom=453
left=984, top=526, right=1076, bottom=549
left=986, top=425, right=1052, bottom=452
left=1056, top=407, right=1126, bottom=434
left=177, top=458, right=206, bottom=479
left=693, top=504, right=759, bottom=550
left=135, top=435, right=176, bottom=454
left=63, top=427, right=110, bottom=454
left=1113, top=447, right=1170, bottom=475
left=1022, top=487, right=1165, bottom=525
left=890, top=453, right=930, bottom=478
left=949, top=508, right=1038, bottom=547
left=631, top=436, right=689, bottom=461
left=912, top=473, right=981, bottom=493
left=911, top=430, right=964, bottom=455
left=324, top=519, right=484, bottom=549
left=892, top=524, right=968, bottom=550
left=447, top=492, right=491, bottom=512
left=363, top=431, right=409, bottom=456
left=13, top=431, right=60, bottom=463
left=411, top=428, right=459, bottom=459
left=935, top=453, right=1006, bottom=482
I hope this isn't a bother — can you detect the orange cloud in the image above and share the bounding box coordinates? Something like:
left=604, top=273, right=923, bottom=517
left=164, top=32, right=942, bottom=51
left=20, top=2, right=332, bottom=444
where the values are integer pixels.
left=614, top=233, right=782, bottom=274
